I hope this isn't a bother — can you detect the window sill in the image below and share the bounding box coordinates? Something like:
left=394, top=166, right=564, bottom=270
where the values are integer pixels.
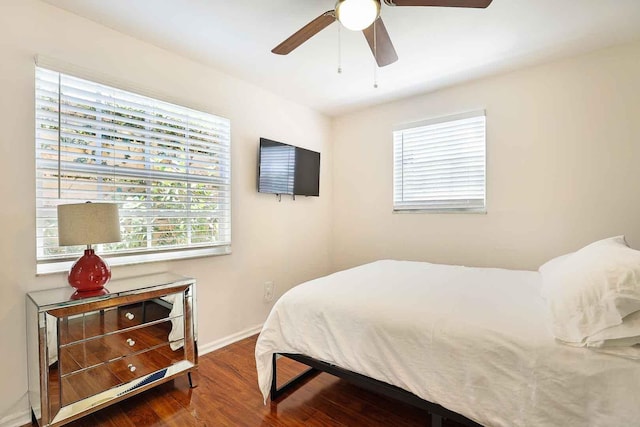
left=393, top=208, right=487, bottom=214
left=36, top=245, right=232, bottom=276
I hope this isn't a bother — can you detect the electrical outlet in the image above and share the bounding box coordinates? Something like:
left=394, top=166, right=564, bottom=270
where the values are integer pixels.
left=264, top=281, right=275, bottom=302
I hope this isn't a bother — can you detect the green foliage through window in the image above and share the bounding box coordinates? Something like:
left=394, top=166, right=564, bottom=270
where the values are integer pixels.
left=35, top=67, right=231, bottom=262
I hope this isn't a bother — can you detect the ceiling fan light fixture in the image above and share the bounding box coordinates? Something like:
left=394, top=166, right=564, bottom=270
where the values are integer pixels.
left=335, top=0, right=381, bottom=31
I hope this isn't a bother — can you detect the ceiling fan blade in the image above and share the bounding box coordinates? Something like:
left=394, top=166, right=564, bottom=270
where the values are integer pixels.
left=272, top=11, right=336, bottom=55
left=363, top=17, right=398, bottom=67
left=383, top=0, right=492, bottom=7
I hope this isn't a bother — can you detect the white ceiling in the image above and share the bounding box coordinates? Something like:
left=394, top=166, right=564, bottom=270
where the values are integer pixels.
left=42, top=0, right=640, bottom=116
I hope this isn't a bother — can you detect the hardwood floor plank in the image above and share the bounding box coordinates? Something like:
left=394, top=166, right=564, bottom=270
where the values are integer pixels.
left=142, top=387, right=198, bottom=427
left=26, top=334, right=469, bottom=427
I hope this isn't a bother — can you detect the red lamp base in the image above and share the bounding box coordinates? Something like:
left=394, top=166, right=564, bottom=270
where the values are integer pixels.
left=68, top=248, right=112, bottom=293
left=71, top=288, right=110, bottom=300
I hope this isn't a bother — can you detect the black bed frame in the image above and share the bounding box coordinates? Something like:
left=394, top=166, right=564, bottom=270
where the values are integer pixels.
left=271, top=353, right=483, bottom=427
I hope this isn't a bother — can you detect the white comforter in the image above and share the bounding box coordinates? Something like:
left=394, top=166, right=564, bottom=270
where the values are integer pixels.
left=255, top=260, right=640, bottom=427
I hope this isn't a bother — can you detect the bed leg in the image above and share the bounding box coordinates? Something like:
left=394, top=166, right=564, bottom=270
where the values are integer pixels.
left=431, top=413, right=443, bottom=427
left=270, top=353, right=279, bottom=399
left=270, top=353, right=320, bottom=401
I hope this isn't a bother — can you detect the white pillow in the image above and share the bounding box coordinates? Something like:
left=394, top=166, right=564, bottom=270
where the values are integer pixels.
left=541, top=236, right=640, bottom=344
left=586, top=310, right=640, bottom=348
left=538, top=252, right=573, bottom=299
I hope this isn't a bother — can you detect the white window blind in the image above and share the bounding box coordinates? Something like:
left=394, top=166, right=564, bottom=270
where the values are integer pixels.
left=35, top=67, right=231, bottom=267
left=393, top=111, right=486, bottom=212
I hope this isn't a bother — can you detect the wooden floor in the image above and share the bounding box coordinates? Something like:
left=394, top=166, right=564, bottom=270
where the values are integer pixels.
left=28, top=335, right=468, bottom=427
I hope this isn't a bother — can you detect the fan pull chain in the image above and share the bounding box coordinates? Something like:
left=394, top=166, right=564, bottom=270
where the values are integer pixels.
left=337, top=24, right=342, bottom=74
left=373, top=20, right=378, bottom=89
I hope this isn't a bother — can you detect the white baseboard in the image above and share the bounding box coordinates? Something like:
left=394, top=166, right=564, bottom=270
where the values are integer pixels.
left=0, top=409, right=30, bottom=427
left=197, top=324, right=263, bottom=356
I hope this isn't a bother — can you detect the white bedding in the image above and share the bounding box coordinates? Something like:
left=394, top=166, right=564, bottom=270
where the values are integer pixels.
left=255, top=260, right=640, bottom=427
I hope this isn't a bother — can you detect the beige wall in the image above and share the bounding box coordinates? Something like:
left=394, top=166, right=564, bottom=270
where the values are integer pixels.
left=332, top=41, right=640, bottom=272
left=0, top=1, right=332, bottom=424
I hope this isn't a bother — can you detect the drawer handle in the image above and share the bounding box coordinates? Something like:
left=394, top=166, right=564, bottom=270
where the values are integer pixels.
left=128, top=364, right=136, bottom=372
left=126, top=338, right=135, bottom=347
left=125, top=312, right=135, bottom=321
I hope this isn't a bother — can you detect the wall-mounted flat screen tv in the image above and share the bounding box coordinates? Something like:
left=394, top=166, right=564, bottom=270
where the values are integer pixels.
left=258, top=138, right=320, bottom=197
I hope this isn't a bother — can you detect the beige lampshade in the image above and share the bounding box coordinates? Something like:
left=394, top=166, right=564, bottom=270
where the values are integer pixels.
left=57, top=202, right=121, bottom=246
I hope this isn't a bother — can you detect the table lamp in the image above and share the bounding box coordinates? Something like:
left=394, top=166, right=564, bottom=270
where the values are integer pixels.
left=57, top=202, right=121, bottom=295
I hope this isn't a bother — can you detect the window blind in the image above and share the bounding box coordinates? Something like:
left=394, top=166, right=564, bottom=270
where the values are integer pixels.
left=393, top=112, right=486, bottom=211
left=35, top=67, right=231, bottom=264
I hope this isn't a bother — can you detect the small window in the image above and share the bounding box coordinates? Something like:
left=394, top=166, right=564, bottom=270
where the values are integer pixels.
left=393, top=111, right=486, bottom=212
left=35, top=67, right=231, bottom=271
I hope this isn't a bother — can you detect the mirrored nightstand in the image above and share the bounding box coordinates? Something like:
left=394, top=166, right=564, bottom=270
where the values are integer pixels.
left=26, top=273, right=197, bottom=426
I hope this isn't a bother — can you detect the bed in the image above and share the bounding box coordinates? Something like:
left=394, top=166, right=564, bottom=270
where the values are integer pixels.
left=255, top=259, right=640, bottom=427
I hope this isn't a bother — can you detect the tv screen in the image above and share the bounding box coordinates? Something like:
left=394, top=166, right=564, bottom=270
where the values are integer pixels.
left=258, top=138, right=320, bottom=197
left=293, top=146, right=320, bottom=196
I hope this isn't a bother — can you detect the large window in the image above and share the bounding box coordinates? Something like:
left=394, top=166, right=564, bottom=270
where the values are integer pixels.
left=393, top=111, right=486, bottom=212
left=35, top=67, right=231, bottom=272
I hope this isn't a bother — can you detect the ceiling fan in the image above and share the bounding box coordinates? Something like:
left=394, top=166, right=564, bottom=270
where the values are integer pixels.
left=272, top=0, right=493, bottom=67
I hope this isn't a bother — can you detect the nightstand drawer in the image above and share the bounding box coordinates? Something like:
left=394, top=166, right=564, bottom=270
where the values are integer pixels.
left=58, top=295, right=182, bottom=345
left=109, top=346, right=175, bottom=384
left=60, top=344, right=175, bottom=406
left=58, top=318, right=180, bottom=375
